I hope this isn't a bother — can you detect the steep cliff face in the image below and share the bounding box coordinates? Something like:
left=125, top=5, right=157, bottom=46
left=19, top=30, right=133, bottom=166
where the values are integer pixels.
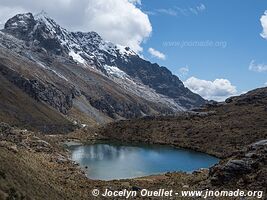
left=0, top=73, right=75, bottom=133
left=0, top=63, right=78, bottom=114
left=0, top=12, right=205, bottom=131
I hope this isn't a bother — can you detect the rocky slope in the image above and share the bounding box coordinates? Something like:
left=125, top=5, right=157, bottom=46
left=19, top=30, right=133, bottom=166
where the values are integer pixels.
left=0, top=12, right=205, bottom=132
left=0, top=72, right=75, bottom=133
left=209, top=139, right=267, bottom=191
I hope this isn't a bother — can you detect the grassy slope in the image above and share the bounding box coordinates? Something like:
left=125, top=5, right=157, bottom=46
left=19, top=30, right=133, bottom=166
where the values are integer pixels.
left=0, top=148, right=64, bottom=200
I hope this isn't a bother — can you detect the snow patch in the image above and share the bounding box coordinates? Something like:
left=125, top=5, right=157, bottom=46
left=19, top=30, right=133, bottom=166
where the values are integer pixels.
left=37, top=62, right=68, bottom=81
left=11, top=22, right=18, bottom=27
left=81, top=124, right=88, bottom=128
left=69, top=50, right=86, bottom=64
left=103, top=65, right=128, bottom=79
left=116, top=44, right=136, bottom=56
left=34, top=13, right=57, bottom=35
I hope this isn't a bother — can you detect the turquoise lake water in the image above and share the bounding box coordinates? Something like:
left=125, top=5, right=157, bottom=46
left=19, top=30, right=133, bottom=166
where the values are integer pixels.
left=68, top=143, right=219, bottom=180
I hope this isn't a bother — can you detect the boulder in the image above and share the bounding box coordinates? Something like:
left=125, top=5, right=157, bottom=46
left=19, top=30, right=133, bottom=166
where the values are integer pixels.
left=209, top=139, right=267, bottom=186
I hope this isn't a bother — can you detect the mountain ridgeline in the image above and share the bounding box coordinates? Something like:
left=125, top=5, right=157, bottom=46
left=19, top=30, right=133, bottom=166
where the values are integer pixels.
left=0, top=12, right=205, bottom=133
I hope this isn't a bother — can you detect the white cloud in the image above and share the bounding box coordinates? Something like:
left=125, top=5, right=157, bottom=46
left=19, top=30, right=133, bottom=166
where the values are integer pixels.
left=184, top=77, right=237, bottom=101
left=178, top=66, right=189, bottom=76
left=260, top=11, right=267, bottom=39
left=189, top=4, right=206, bottom=15
left=0, top=6, right=27, bottom=28
left=84, top=0, right=152, bottom=53
left=0, top=0, right=152, bottom=53
left=156, top=8, right=178, bottom=16
left=189, top=8, right=198, bottom=15
left=148, top=48, right=166, bottom=60
left=128, top=0, right=141, bottom=5
left=249, top=60, right=267, bottom=72
left=152, top=4, right=206, bottom=17
left=196, top=4, right=206, bottom=12
left=264, top=82, right=267, bottom=86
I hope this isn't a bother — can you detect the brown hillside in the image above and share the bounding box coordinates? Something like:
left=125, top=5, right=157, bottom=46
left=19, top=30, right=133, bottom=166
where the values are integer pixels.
left=98, top=87, right=267, bottom=158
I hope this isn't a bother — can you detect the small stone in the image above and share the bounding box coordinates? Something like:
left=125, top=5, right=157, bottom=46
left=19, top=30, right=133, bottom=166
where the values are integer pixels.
left=121, top=182, right=131, bottom=188
left=9, top=145, right=18, bottom=153
left=0, top=190, right=8, bottom=200
left=132, top=186, right=141, bottom=191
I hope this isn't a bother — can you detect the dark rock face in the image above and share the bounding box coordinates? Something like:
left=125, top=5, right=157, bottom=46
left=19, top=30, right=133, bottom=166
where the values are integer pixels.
left=0, top=63, right=77, bottom=114
left=209, top=140, right=267, bottom=187
left=225, top=87, right=267, bottom=105
left=210, top=159, right=253, bottom=185
left=0, top=123, right=12, bottom=133
left=86, top=94, right=152, bottom=119
left=4, top=12, right=69, bottom=55
left=4, top=13, right=36, bottom=41
left=113, top=56, right=205, bottom=109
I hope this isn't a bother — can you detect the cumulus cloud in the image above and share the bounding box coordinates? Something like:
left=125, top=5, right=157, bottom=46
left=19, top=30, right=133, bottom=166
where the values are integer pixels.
left=148, top=48, right=166, bottom=60
left=260, top=11, right=267, bottom=39
left=184, top=77, right=237, bottom=101
left=249, top=60, right=267, bottom=72
left=85, top=0, right=152, bottom=53
left=0, top=0, right=152, bottom=53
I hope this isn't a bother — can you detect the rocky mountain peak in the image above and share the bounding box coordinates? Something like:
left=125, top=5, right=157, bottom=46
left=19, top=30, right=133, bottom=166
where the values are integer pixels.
left=73, top=31, right=102, bottom=44
left=0, top=12, right=206, bottom=118
left=4, top=12, right=75, bottom=55
left=3, top=12, right=138, bottom=63
left=4, top=11, right=61, bottom=37
left=34, top=10, right=49, bottom=19
left=34, top=11, right=63, bottom=35
left=4, top=13, right=36, bottom=40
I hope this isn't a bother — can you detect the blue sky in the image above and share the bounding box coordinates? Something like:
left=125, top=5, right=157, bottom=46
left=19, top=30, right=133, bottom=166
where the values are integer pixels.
left=138, top=0, right=267, bottom=100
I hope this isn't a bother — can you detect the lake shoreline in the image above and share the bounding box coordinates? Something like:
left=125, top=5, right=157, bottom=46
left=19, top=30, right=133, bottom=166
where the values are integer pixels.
left=67, top=142, right=219, bottom=181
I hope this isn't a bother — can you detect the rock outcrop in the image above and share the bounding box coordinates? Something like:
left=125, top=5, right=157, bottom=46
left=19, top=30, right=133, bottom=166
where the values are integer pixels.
left=0, top=64, right=79, bottom=114
left=209, top=140, right=267, bottom=190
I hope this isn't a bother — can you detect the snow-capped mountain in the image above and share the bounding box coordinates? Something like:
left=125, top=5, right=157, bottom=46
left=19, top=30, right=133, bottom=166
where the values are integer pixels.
left=0, top=12, right=205, bottom=131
